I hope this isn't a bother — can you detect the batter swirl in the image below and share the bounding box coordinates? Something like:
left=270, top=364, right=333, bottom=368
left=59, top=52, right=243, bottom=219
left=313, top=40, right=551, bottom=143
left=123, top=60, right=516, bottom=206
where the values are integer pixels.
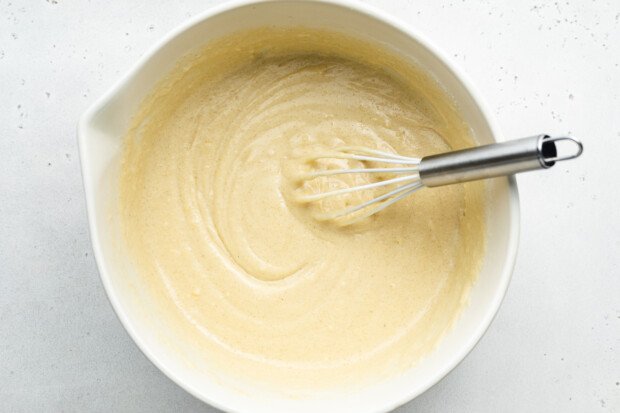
left=120, top=28, right=486, bottom=392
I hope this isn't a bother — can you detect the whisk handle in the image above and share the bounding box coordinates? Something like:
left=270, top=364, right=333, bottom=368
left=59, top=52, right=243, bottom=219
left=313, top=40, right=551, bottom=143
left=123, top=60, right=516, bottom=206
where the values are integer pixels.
left=418, top=134, right=583, bottom=187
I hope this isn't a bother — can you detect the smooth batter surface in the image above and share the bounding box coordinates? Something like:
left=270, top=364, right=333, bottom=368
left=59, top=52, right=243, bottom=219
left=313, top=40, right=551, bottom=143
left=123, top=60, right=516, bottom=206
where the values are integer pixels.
left=119, top=28, right=486, bottom=392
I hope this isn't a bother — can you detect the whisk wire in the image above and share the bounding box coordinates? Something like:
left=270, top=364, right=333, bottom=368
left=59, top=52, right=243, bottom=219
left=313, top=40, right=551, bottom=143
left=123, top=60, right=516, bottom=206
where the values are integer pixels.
left=314, top=181, right=423, bottom=222
left=306, top=146, right=421, bottom=165
left=295, top=173, right=419, bottom=203
left=308, top=152, right=419, bottom=165
left=335, top=146, right=421, bottom=162
left=302, top=166, right=419, bottom=179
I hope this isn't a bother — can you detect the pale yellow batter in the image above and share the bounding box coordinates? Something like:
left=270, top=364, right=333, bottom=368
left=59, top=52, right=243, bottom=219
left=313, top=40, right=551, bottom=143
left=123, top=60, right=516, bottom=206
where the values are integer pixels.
left=119, top=28, right=486, bottom=392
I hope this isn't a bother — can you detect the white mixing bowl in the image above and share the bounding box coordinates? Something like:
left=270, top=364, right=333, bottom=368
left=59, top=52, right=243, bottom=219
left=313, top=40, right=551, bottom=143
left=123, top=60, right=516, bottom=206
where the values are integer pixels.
left=78, top=1, right=519, bottom=411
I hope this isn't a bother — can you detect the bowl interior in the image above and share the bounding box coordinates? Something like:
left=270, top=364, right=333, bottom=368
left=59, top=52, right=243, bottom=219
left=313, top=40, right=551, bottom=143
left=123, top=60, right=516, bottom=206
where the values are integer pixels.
left=79, top=1, right=518, bottom=412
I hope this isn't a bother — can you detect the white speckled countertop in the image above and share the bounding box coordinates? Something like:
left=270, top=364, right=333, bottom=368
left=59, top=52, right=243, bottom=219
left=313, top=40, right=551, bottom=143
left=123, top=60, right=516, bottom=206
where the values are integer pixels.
left=1, top=0, right=618, bottom=411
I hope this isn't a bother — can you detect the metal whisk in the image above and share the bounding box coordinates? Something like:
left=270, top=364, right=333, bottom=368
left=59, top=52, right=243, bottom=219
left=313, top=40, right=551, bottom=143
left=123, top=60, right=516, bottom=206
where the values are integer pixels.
left=296, top=134, right=583, bottom=223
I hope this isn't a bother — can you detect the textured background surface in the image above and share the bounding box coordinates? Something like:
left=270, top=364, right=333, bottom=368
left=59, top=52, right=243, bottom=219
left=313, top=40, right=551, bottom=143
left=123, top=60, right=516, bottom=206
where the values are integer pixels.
left=1, top=0, right=618, bottom=411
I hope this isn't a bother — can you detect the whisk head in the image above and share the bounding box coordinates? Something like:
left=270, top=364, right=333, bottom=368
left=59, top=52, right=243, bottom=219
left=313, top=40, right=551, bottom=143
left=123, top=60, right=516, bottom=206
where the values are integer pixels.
left=293, top=146, right=423, bottom=224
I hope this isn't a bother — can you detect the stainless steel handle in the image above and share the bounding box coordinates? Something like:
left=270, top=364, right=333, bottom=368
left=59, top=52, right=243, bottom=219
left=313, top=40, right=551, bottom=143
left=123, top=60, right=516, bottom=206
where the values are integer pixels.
left=418, top=134, right=583, bottom=187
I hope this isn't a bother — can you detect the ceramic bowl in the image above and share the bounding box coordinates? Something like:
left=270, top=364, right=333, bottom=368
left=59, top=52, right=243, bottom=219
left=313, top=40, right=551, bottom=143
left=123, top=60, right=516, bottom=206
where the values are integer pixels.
left=78, top=1, right=519, bottom=411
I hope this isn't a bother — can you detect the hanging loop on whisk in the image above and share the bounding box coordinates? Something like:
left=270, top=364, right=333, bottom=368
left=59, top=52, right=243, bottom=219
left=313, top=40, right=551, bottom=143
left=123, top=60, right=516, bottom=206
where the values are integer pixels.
left=540, top=135, right=584, bottom=163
